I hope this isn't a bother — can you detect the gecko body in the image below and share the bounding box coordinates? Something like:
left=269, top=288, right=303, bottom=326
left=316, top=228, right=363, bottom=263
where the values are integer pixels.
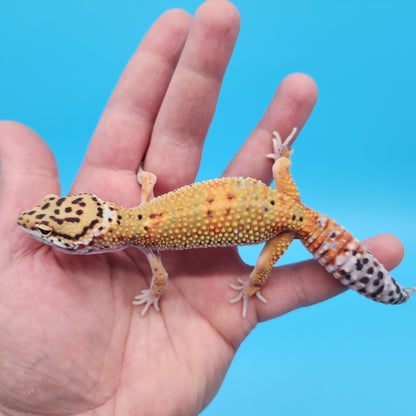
left=17, top=129, right=415, bottom=316
left=18, top=178, right=307, bottom=252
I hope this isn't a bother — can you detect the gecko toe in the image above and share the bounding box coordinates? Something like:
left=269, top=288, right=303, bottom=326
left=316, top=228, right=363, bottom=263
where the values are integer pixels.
left=133, top=289, right=161, bottom=315
left=229, top=279, right=250, bottom=318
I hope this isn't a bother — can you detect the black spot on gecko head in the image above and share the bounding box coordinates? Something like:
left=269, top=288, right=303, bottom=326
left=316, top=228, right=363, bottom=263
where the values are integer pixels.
left=71, top=197, right=84, bottom=205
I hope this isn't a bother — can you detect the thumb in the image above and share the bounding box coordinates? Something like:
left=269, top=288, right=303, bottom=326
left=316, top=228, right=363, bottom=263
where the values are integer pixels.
left=0, top=121, right=60, bottom=246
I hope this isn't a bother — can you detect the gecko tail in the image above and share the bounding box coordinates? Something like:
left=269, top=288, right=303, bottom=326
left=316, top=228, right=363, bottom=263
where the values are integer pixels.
left=302, top=215, right=415, bottom=305
left=403, top=287, right=416, bottom=300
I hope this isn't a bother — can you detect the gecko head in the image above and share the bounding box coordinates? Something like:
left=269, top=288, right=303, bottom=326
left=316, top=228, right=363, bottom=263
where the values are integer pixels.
left=17, top=193, right=118, bottom=254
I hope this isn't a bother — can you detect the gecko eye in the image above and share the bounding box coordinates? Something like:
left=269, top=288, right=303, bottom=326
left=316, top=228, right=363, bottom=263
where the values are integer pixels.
left=36, top=224, right=53, bottom=236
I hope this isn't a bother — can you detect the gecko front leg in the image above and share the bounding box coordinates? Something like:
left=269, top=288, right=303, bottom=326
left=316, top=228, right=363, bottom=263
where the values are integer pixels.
left=133, top=165, right=168, bottom=315
left=132, top=249, right=168, bottom=316
left=137, top=163, right=157, bottom=205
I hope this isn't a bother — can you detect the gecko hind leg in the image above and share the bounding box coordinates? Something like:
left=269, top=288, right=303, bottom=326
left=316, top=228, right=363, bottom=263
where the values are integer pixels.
left=230, top=128, right=300, bottom=317
left=268, top=127, right=301, bottom=203
left=230, top=230, right=295, bottom=317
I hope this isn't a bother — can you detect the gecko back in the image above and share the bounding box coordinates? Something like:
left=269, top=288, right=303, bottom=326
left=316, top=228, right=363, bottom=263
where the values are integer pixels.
left=130, top=177, right=301, bottom=249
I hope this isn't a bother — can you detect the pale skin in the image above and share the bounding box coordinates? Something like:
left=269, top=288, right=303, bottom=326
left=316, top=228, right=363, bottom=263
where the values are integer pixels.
left=0, top=1, right=404, bottom=415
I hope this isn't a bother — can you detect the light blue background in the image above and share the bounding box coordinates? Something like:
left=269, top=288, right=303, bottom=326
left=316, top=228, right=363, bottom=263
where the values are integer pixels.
left=1, top=1, right=415, bottom=415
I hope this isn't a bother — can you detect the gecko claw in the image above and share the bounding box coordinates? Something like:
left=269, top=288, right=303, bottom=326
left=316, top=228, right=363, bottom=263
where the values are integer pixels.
left=133, top=289, right=161, bottom=316
left=267, top=127, right=297, bottom=160
left=230, top=278, right=267, bottom=318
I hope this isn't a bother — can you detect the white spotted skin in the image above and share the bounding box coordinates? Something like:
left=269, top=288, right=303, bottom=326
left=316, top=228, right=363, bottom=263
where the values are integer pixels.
left=302, top=215, right=416, bottom=304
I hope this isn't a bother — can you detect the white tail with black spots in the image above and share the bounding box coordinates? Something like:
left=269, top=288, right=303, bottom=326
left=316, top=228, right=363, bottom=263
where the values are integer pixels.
left=303, top=215, right=416, bottom=304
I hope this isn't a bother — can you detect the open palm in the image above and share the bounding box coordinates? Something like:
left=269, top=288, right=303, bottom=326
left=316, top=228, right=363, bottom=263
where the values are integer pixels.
left=0, top=1, right=404, bottom=415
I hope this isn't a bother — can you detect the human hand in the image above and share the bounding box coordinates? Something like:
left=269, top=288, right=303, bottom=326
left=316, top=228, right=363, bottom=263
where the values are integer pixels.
left=0, top=1, right=404, bottom=415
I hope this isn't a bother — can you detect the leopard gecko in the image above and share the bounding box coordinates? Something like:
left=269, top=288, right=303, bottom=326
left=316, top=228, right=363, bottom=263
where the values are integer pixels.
left=17, top=128, right=416, bottom=317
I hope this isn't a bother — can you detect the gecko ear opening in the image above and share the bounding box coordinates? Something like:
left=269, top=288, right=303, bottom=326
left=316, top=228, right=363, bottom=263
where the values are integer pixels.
left=36, top=224, right=53, bottom=236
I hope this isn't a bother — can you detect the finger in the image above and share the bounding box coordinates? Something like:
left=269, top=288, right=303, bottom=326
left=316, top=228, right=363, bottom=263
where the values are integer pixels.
left=258, top=234, right=405, bottom=321
left=144, top=0, right=241, bottom=195
left=71, top=9, right=192, bottom=203
left=223, top=73, right=318, bottom=184
left=0, top=120, right=59, bottom=236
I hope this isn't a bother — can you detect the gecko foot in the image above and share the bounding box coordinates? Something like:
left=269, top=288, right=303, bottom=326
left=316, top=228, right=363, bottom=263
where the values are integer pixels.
left=267, top=127, right=297, bottom=161
left=229, top=278, right=268, bottom=318
left=137, top=163, right=157, bottom=205
left=133, top=289, right=161, bottom=316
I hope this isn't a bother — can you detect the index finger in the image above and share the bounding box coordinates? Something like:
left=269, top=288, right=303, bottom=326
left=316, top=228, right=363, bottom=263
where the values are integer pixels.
left=70, top=9, right=192, bottom=205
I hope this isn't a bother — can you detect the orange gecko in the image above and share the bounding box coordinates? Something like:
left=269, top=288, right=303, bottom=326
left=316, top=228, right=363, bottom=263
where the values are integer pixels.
left=17, top=128, right=415, bottom=317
